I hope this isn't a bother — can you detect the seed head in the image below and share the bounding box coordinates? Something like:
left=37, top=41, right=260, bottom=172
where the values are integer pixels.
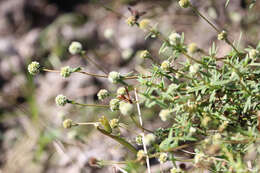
left=217, top=30, right=227, bottom=41
left=140, top=50, right=151, bottom=59
left=108, top=71, right=121, bottom=84
left=28, top=61, right=40, bottom=75
left=179, top=0, right=190, bottom=8
left=69, top=41, right=83, bottom=55
left=126, top=16, right=136, bottom=26
left=55, top=94, right=68, bottom=106
left=161, top=60, right=171, bottom=71
left=139, top=19, right=150, bottom=30
left=117, top=87, right=126, bottom=96
left=119, top=101, right=134, bottom=116
left=159, top=109, right=172, bottom=121
left=109, top=98, right=120, bottom=111
left=60, top=66, right=72, bottom=78
left=63, top=119, right=74, bottom=129
left=144, top=133, right=156, bottom=146
left=187, top=43, right=198, bottom=54
left=109, top=118, right=119, bottom=129
left=97, top=89, right=110, bottom=100
left=158, top=153, right=168, bottom=164
left=169, top=32, right=181, bottom=45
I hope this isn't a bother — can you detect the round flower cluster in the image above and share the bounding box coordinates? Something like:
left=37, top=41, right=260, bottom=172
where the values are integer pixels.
left=144, top=133, right=156, bottom=146
left=28, top=61, right=40, bottom=75
left=108, top=71, right=121, bottom=84
left=170, top=167, right=184, bottom=173
left=126, top=16, right=136, bottom=26
left=139, top=19, right=150, bottom=30
left=179, top=0, right=190, bottom=8
left=109, top=118, right=119, bottom=129
left=97, top=89, right=110, bottom=100
left=139, top=50, right=151, bottom=59
left=161, top=60, right=171, bottom=71
left=187, top=43, right=198, bottom=54
left=218, top=30, right=227, bottom=40
left=117, top=87, right=126, bottom=96
left=63, top=119, right=74, bottom=129
left=169, top=32, right=181, bottom=45
left=158, top=152, right=168, bottom=164
left=189, top=63, right=200, bottom=74
left=159, top=109, right=172, bottom=121
left=249, top=49, right=259, bottom=59
left=55, top=94, right=68, bottom=106
left=109, top=98, right=120, bottom=111
left=69, top=41, right=83, bottom=55
left=119, top=101, right=134, bottom=116
left=60, top=66, right=73, bottom=78
left=135, top=135, right=143, bottom=145
left=137, top=150, right=146, bottom=160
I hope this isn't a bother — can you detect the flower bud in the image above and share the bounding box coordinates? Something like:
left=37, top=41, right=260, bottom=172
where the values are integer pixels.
left=140, top=50, right=151, bottom=59
left=217, top=30, right=227, bottom=41
left=119, top=101, right=134, bottom=116
left=158, top=153, right=168, bottom=164
left=169, top=32, right=181, bottom=45
left=28, top=61, right=40, bottom=75
left=69, top=41, right=83, bottom=55
left=144, top=133, right=156, bottom=146
left=161, top=60, right=171, bottom=71
left=187, top=43, right=198, bottom=54
left=109, top=98, right=120, bottom=111
left=159, top=109, right=172, bottom=121
left=63, top=119, right=74, bottom=129
left=117, top=87, right=126, bottom=96
left=139, top=19, right=150, bottom=30
left=126, top=16, right=136, bottom=26
left=179, top=0, right=190, bottom=8
left=55, top=94, right=68, bottom=106
left=108, top=71, right=121, bottom=84
left=109, top=118, right=119, bottom=129
left=97, top=89, right=110, bottom=100
left=60, top=66, right=72, bottom=78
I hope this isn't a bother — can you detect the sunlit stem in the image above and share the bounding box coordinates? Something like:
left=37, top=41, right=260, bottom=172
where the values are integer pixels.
left=69, top=100, right=110, bottom=108
left=97, top=127, right=138, bottom=154
left=42, top=68, right=151, bottom=80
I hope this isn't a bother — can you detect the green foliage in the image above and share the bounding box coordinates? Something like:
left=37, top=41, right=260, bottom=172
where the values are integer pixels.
left=28, top=1, right=260, bottom=172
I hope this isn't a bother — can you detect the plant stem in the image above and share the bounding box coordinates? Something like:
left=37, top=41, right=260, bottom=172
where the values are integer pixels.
left=97, top=127, right=137, bottom=154
left=69, top=100, right=110, bottom=108
left=190, top=5, right=240, bottom=54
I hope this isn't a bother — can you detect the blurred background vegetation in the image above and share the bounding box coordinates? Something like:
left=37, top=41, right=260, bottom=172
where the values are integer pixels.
left=0, top=0, right=259, bottom=172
